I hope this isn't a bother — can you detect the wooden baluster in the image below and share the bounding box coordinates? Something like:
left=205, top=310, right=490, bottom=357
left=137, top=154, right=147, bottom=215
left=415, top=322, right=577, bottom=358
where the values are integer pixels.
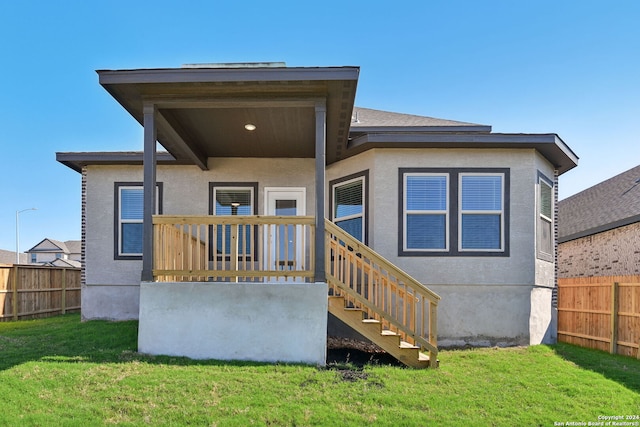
left=230, top=224, right=238, bottom=283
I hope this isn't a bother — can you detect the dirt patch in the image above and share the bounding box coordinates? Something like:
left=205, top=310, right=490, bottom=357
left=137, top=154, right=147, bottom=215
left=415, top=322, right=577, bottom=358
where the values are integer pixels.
left=326, top=337, right=404, bottom=368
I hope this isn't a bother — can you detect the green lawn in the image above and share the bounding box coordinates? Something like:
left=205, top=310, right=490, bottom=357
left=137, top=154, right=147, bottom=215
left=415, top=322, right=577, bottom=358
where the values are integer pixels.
left=1, top=314, right=638, bottom=426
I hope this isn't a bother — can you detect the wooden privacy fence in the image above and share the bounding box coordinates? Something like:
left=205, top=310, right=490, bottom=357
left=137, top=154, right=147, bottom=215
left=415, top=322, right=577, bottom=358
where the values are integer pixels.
left=0, top=264, right=81, bottom=321
left=558, top=275, right=640, bottom=358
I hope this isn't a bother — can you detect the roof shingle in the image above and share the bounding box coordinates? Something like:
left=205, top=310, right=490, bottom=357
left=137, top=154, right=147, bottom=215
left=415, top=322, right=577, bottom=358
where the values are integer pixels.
left=558, top=164, right=640, bottom=242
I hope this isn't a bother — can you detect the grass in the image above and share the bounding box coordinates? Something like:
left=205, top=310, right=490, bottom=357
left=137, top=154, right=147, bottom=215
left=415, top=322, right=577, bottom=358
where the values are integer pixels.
left=1, top=314, right=639, bottom=426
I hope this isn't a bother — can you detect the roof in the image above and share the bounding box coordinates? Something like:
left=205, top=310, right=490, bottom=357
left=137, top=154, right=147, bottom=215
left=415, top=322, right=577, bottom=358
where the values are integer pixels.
left=0, top=249, right=28, bottom=264
left=64, top=240, right=82, bottom=254
left=57, top=64, right=578, bottom=174
left=97, top=65, right=359, bottom=167
left=346, top=108, right=577, bottom=174
left=58, top=107, right=579, bottom=175
left=48, top=258, right=81, bottom=268
left=350, top=107, right=490, bottom=132
left=57, top=151, right=180, bottom=173
left=558, top=164, right=640, bottom=242
left=26, top=238, right=81, bottom=254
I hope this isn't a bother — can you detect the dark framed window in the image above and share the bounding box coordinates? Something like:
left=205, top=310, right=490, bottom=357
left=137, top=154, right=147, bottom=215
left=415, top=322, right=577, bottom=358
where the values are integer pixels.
left=399, top=168, right=510, bottom=257
left=330, top=171, right=368, bottom=243
left=537, top=173, right=554, bottom=262
left=209, top=182, right=258, bottom=260
left=114, top=182, right=163, bottom=260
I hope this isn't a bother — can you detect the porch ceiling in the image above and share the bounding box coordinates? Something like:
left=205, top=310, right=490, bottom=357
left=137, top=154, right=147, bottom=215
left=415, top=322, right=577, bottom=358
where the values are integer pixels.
left=98, top=66, right=360, bottom=169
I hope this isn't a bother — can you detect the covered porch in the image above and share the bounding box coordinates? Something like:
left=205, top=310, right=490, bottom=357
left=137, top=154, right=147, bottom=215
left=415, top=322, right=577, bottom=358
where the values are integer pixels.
left=97, top=63, right=439, bottom=367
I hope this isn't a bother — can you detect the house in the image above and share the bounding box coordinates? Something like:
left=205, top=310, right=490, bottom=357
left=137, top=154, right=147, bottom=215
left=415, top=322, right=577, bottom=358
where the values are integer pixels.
left=26, top=239, right=81, bottom=266
left=0, top=249, right=28, bottom=265
left=56, top=63, right=578, bottom=366
left=558, top=164, right=640, bottom=278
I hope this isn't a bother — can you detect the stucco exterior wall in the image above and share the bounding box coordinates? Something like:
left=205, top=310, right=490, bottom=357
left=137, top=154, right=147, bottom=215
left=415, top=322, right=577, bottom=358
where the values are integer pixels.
left=82, top=150, right=559, bottom=346
left=326, top=148, right=557, bottom=345
left=83, top=158, right=315, bottom=319
left=558, top=222, right=640, bottom=277
left=367, top=148, right=537, bottom=285
left=138, top=282, right=328, bottom=365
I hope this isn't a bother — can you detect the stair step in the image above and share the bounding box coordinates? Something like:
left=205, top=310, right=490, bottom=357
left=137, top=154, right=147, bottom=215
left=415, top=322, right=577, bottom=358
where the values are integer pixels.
left=327, top=294, right=434, bottom=368
left=400, top=341, right=420, bottom=349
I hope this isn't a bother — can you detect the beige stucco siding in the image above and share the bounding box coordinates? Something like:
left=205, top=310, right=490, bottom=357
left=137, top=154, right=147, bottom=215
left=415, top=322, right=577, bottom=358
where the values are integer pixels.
left=82, top=151, right=558, bottom=344
left=358, top=148, right=539, bottom=286
left=84, top=158, right=315, bottom=288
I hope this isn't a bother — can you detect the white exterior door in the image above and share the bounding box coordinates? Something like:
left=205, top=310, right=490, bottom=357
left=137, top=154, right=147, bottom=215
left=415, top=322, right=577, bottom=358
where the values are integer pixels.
left=264, top=187, right=306, bottom=276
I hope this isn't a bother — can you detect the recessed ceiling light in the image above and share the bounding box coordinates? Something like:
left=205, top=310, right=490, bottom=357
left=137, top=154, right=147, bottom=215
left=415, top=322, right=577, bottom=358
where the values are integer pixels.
left=244, top=123, right=256, bottom=131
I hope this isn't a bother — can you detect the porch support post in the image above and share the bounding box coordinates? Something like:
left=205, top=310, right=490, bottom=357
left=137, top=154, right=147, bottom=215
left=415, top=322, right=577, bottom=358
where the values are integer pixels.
left=141, top=103, right=157, bottom=282
left=314, top=101, right=326, bottom=282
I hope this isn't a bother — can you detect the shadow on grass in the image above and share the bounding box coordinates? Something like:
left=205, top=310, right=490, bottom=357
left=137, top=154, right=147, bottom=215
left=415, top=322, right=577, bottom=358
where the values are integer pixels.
left=0, top=313, right=300, bottom=371
left=0, top=313, right=399, bottom=372
left=552, top=342, right=640, bottom=394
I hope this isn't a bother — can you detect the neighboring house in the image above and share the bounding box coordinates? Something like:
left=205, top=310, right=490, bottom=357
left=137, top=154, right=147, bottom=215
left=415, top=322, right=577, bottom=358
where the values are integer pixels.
left=56, top=63, right=578, bottom=366
left=0, top=249, right=28, bottom=265
left=48, top=258, right=82, bottom=268
left=558, top=165, right=640, bottom=278
left=26, top=239, right=81, bottom=265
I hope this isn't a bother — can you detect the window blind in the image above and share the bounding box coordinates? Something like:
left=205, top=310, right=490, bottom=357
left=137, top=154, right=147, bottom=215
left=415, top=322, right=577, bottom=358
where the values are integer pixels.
left=335, top=180, right=363, bottom=218
left=406, top=175, right=447, bottom=211
left=121, top=189, right=144, bottom=220
left=461, top=175, right=502, bottom=211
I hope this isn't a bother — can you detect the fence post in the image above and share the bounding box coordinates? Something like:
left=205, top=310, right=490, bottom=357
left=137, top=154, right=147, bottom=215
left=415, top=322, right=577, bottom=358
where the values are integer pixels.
left=12, top=265, right=19, bottom=321
left=61, top=268, right=67, bottom=315
left=610, top=282, right=619, bottom=355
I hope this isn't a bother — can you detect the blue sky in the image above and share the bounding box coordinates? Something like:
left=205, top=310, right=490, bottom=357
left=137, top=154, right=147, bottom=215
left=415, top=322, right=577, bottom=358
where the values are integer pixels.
left=1, top=0, right=639, bottom=253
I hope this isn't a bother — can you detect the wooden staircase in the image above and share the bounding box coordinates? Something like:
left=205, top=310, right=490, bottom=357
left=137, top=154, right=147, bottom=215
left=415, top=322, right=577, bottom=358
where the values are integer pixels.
left=325, top=220, right=440, bottom=369
left=328, top=296, right=433, bottom=368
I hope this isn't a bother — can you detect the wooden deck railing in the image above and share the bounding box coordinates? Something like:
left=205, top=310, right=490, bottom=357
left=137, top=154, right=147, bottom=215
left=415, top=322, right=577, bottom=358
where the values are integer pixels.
left=325, top=220, right=440, bottom=362
left=153, top=215, right=315, bottom=282
left=152, top=215, right=440, bottom=362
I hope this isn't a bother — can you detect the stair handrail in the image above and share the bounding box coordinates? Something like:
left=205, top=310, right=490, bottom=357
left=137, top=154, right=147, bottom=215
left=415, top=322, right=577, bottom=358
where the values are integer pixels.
left=325, top=220, right=440, bottom=356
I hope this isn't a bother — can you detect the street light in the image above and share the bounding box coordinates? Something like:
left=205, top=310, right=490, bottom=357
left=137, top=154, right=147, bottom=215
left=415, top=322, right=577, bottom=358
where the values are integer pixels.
left=16, top=208, right=37, bottom=264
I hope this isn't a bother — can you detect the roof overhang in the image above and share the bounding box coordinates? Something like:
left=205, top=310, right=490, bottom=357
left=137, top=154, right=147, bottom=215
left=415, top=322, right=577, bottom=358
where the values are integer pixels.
left=97, top=66, right=360, bottom=168
left=347, top=132, right=579, bottom=175
left=56, top=151, right=181, bottom=173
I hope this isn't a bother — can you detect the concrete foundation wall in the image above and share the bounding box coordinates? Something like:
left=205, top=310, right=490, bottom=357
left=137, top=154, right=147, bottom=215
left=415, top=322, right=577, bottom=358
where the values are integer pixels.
left=529, top=286, right=556, bottom=345
left=430, top=284, right=530, bottom=347
left=138, top=282, right=328, bottom=365
left=81, top=284, right=140, bottom=321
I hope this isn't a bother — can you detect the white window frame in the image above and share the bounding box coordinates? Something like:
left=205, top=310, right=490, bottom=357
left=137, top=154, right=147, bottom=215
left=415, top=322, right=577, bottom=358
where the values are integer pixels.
left=117, top=185, right=160, bottom=257
left=458, top=173, right=505, bottom=252
left=332, top=175, right=366, bottom=242
left=213, top=186, right=255, bottom=258
left=403, top=172, right=450, bottom=252
left=537, top=175, right=554, bottom=260
left=213, top=186, right=255, bottom=216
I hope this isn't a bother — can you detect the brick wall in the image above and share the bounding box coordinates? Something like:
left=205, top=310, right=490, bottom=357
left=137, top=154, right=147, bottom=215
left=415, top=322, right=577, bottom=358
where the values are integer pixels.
left=558, top=222, right=640, bottom=277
